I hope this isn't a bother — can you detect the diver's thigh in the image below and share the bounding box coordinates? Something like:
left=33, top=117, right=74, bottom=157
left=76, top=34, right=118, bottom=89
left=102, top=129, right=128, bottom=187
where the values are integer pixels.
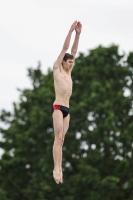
left=63, top=114, right=70, bottom=136
left=52, top=110, right=63, bottom=135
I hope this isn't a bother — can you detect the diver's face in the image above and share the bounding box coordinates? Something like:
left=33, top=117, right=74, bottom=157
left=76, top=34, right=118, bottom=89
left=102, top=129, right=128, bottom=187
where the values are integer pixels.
left=63, top=59, right=74, bottom=70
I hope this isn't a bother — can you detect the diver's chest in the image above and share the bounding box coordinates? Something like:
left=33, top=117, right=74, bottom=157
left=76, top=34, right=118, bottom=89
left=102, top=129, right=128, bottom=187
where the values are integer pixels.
left=57, top=74, right=72, bottom=85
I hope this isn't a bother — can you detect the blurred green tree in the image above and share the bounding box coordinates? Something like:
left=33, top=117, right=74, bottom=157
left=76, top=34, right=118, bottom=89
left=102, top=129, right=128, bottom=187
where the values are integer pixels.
left=0, top=45, right=133, bottom=200
left=0, top=188, right=8, bottom=200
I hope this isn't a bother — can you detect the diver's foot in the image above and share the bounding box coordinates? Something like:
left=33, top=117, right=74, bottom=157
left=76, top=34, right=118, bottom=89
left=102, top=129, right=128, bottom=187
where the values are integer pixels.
left=59, top=170, right=63, bottom=183
left=53, top=170, right=61, bottom=184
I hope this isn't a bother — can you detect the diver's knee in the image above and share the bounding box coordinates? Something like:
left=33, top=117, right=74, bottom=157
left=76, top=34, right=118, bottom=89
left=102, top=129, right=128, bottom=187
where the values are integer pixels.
left=61, top=135, right=65, bottom=146
left=54, top=133, right=63, bottom=145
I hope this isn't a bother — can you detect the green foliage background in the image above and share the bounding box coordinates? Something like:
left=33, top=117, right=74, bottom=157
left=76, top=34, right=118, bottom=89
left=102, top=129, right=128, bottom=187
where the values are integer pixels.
left=0, top=45, right=133, bottom=200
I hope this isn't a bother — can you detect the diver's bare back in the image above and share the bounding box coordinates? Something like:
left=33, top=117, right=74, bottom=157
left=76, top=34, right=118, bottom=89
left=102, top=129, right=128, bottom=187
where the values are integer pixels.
left=53, top=66, right=72, bottom=107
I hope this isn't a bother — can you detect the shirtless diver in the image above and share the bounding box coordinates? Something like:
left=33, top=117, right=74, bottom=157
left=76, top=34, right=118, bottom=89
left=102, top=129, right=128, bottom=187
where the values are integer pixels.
left=52, top=20, right=82, bottom=184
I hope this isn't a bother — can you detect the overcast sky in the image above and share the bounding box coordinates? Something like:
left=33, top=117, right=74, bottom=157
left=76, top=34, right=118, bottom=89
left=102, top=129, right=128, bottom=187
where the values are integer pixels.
left=0, top=0, right=133, bottom=113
